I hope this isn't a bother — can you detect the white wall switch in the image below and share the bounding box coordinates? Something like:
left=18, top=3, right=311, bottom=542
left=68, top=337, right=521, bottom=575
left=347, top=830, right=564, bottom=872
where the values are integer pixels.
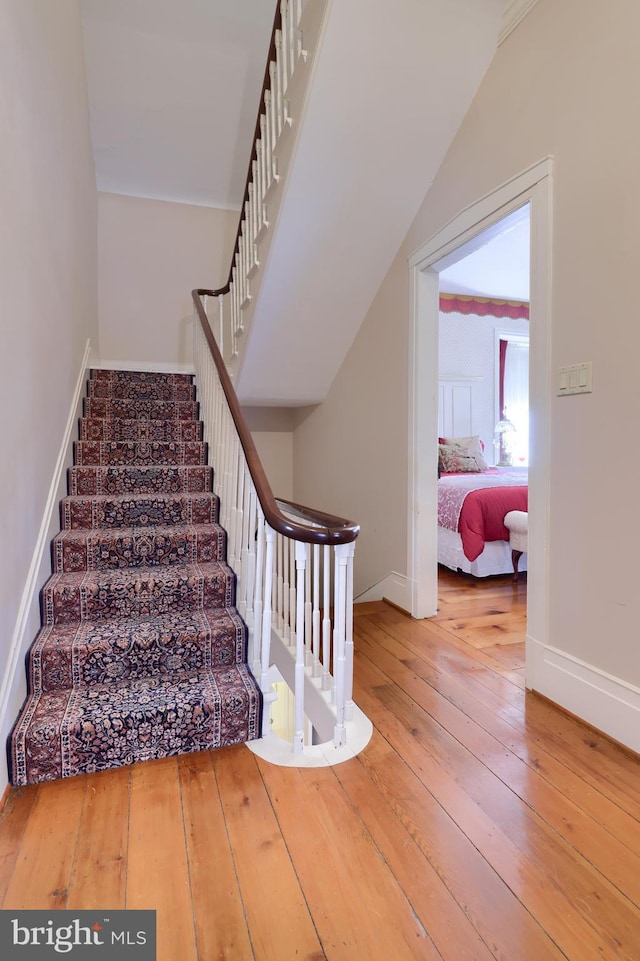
left=557, top=362, right=592, bottom=396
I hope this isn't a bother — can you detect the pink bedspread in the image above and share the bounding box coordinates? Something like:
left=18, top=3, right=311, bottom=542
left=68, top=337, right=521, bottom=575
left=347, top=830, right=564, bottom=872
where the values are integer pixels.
left=438, top=468, right=528, bottom=561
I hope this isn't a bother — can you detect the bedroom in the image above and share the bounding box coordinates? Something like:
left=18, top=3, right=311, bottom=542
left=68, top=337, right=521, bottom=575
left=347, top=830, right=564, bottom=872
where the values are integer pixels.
left=437, top=204, right=530, bottom=580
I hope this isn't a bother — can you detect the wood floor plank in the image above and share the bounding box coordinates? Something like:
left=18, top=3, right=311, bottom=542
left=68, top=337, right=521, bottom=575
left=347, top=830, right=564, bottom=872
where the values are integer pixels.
left=212, top=744, right=323, bottom=961
left=360, top=615, right=640, bottom=860
left=354, top=730, right=567, bottom=961
left=354, top=622, right=640, bottom=878
left=0, top=784, right=39, bottom=905
left=355, top=666, right=639, bottom=961
left=257, top=759, right=442, bottom=961
left=178, top=750, right=255, bottom=961
left=332, top=754, right=498, bottom=961
left=2, top=775, right=86, bottom=909
left=371, top=678, right=640, bottom=959
left=127, top=756, right=197, bottom=961
left=66, top=767, right=129, bottom=910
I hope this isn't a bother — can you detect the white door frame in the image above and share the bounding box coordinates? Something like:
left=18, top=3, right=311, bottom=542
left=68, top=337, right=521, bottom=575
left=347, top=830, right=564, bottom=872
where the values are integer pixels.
left=406, top=157, right=552, bottom=687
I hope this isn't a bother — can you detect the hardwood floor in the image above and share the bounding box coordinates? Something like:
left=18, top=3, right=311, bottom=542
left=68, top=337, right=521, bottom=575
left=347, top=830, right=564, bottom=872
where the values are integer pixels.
left=2, top=568, right=640, bottom=960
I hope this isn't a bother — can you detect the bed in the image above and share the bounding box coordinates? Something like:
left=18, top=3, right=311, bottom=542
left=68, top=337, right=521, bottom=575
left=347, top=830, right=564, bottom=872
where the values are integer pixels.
left=438, top=422, right=528, bottom=577
left=437, top=443, right=528, bottom=577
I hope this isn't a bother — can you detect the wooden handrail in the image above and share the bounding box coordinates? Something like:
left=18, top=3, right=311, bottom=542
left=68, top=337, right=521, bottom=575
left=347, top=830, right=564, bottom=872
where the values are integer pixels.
left=193, top=289, right=359, bottom=546
left=209, top=2, right=282, bottom=298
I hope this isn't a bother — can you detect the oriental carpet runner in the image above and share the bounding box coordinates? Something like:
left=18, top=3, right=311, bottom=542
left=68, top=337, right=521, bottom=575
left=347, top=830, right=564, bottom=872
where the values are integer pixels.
left=8, top=369, right=262, bottom=785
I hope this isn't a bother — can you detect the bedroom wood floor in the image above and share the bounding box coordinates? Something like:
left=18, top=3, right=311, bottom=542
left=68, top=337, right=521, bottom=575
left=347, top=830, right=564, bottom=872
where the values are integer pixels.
left=2, top=569, right=640, bottom=961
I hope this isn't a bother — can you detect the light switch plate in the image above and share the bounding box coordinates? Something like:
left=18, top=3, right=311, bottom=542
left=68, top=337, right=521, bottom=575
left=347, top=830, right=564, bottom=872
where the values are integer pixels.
left=557, top=362, right=592, bottom=396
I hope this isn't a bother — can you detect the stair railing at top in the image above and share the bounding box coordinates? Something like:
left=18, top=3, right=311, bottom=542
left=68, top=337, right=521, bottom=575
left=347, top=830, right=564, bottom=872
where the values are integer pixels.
left=192, top=290, right=360, bottom=755
left=209, top=0, right=327, bottom=369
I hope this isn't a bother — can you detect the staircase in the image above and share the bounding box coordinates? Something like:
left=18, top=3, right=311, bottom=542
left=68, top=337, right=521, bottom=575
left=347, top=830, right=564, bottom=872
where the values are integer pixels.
left=8, top=369, right=262, bottom=786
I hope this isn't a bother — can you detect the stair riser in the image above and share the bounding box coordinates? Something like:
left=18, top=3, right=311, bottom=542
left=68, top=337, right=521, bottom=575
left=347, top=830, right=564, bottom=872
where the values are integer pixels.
left=79, top=418, right=204, bottom=442
left=28, top=611, right=247, bottom=693
left=90, top=369, right=193, bottom=384
left=68, top=466, right=213, bottom=496
left=84, top=399, right=199, bottom=420
left=61, top=494, right=219, bottom=529
left=52, top=528, right=227, bottom=573
left=74, top=441, right=207, bottom=467
left=87, top=381, right=196, bottom=402
left=10, top=666, right=261, bottom=786
left=42, top=567, right=236, bottom=625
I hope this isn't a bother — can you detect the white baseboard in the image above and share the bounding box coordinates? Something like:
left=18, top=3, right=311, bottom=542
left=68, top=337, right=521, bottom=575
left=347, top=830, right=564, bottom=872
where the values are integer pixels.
left=355, top=571, right=412, bottom=613
left=94, top=359, right=195, bottom=375
left=0, top=340, right=92, bottom=788
left=528, top=636, right=640, bottom=755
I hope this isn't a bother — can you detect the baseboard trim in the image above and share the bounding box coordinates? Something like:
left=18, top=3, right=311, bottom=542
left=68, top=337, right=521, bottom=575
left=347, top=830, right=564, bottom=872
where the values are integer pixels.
left=0, top=340, right=92, bottom=787
left=355, top=571, right=412, bottom=613
left=528, top=636, right=640, bottom=755
left=94, top=359, right=195, bottom=375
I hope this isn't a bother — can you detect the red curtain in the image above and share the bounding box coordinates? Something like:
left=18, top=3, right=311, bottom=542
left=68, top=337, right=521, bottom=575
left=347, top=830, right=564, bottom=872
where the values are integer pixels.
left=499, top=339, right=508, bottom=420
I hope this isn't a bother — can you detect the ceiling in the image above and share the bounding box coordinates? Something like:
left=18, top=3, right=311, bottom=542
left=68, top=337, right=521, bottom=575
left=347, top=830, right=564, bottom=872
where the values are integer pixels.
left=438, top=205, right=531, bottom=301
left=80, top=0, right=276, bottom=208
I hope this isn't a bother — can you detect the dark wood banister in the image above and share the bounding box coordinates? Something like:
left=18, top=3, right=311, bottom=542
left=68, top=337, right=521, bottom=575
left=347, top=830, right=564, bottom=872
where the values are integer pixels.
left=208, top=1, right=282, bottom=298
left=192, top=289, right=359, bottom=546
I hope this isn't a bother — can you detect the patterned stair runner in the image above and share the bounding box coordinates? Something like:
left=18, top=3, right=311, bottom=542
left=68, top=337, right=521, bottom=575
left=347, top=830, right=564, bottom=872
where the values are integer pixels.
left=8, top=370, right=262, bottom=785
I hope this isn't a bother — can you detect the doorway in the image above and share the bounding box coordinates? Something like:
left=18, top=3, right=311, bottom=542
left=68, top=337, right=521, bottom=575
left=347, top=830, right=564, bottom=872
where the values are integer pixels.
left=406, top=159, right=552, bottom=689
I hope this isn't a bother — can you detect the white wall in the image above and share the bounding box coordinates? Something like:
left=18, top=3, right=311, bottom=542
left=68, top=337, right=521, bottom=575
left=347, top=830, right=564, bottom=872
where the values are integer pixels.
left=293, top=0, right=640, bottom=744
left=0, top=0, right=98, bottom=791
left=439, top=311, right=529, bottom=462
left=97, top=192, right=237, bottom=368
left=243, top=407, right=295, bottom=502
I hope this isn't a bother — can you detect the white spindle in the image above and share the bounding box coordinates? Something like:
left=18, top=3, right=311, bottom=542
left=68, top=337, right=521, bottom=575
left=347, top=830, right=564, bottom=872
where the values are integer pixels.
left=293, top=539, right=307, bottom=753
left=288, top=539, right=296, bottom=645
left=345, top=542, right=355, bottom=721
left=261, top=526, right=275, bottom=736
left=252, top=509, right=265, bottom=678
left=274, top=31, right=283, bottom=139
left=282, top=532, right=290, bottom=641
left=304, top=546, right=312, bottom=667
left=312, top=543, right=321, bottom=677
left=322, top=545, right=331, bottom=691
left=333, top=544, right=349, bottom=747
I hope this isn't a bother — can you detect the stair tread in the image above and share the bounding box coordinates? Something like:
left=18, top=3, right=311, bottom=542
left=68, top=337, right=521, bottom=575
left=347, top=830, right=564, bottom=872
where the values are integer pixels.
left=52, top=523, right=227, bottom=572
left=54, top=521, right=226, bottom=539
left=61, top=491, right=219, bottom=529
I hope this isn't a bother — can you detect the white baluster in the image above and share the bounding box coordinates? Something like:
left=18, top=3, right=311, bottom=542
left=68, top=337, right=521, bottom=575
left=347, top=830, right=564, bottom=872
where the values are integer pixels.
left=244, top=486, right=258, bottom=630
left=333, top=543, right=349, bottom=747
left=312, top=543, right=321, bottom=677
left=263, top=90, right=273, bottom=191
left=345, top=541, right=355, bottom=722
left=288, top=539, right=296, bottom=645
left=322, top=545, right=331, bottom=691
left=280, top=2, right=289, bottom=89
left=252, top=509, right=265, bottom=678
left=293, top=540, right=307, bottom=753
left=218, top=294, right=224, bottom=358
left=274, top=32, right=283, bottom=139
left=304, top=545, right=312, bottom=667
left=261, top=526, right=275, bottom=736
left=282, top=533, right=290, bottom=641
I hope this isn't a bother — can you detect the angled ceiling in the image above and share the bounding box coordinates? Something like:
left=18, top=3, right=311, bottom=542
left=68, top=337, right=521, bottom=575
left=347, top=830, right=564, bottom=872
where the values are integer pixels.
left=439, top=206, right=531, bottom=301
left=80, top=0, right=276, bottom=208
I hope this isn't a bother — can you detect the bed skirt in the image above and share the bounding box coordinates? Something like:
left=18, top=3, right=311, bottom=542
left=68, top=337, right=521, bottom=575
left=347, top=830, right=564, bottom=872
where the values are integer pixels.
left=438, top=526, right=528, bottom=578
